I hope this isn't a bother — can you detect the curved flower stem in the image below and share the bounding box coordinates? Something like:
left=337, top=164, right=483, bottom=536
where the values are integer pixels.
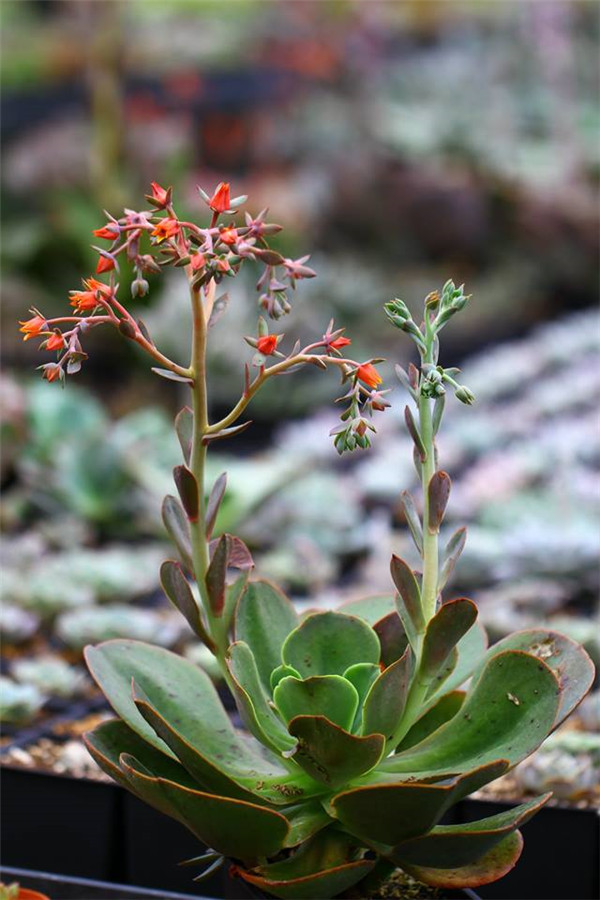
left=207, top=355, right=353, bottom=435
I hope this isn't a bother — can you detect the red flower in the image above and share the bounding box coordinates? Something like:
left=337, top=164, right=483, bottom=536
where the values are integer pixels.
left=330, top=336, right=351, bottom=350
left=220, top=226, right=238, bottom=246
left=150, top=182, right=170, bottom=207
left=69, top=276, right=111, bottom=312
left=42, top=363, right=62, bottom=383
left=257, top=334, right=278, bottom=356
left=96, top=254, right=115, bottom=274
left=93, top=224, right=120, bottom=240
left=356, top=363, right=382, bottom=389
left=19, top=314, right=47, bottom=341
left=151, top=218, right=180, bottom=243
left=209, top=182, right=230, bottom=213
left=45, top=332, right=66, bottom=351
left=216, top=258, right=231, bottom=273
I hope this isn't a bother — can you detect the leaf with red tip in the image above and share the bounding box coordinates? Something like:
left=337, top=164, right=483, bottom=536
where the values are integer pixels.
left=118, top=754, right=290, bottom=860
left=373, top=612, right=409, bottom=667
left=390, top=793, right=550, bottom=871
left=160, top=560, right=213, bottom=648
left=427, top=471, right=451, bottom=533
left=404, top=406, right=427, bottom=461
left=420, top=599, right=478, bottom=682
left=173, top=465, right=199, bottom=521
left=391, top=556, right=425, bottom=644
left=400, top=831, right=524, bottom=889
left=205, top=534, right=228, bottom=616
left=236, top=832, right=375, bottom=900
left=288, top=715, right=385, bottom=786
left=331, top=760, right=509, bottom=846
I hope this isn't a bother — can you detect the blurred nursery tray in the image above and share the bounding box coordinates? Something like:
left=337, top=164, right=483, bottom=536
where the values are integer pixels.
left=0, top=867, right=212, bottom=900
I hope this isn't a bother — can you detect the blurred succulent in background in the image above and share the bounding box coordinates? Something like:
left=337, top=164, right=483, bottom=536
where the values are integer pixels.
left=0, top=605, right=39, bottom=646
left=513, top=733, right=600, bottom=802
left=11, top=655, right=89, bottom=701
left=56, top=605, right=184, bottom=652
left=0, top=676, right=46, bottom=725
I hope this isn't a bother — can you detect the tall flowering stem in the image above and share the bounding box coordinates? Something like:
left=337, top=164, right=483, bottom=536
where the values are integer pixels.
left=20, top=182, right=387, bottom=674
left=384, top=283, right=474, bottom=746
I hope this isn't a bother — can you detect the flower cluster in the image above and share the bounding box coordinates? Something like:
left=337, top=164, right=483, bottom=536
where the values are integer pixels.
left=19, top=182, right=386, bottom=452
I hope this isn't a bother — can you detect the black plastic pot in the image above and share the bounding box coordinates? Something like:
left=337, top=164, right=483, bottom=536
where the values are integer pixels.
left=1, top=765, right=124, bottom=882
left=455, top=798, right=600, bottom=900
left=0, top=867, right=210, bottom=900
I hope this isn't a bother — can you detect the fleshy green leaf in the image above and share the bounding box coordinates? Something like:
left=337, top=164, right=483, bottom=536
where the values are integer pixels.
left=84, top=641, right=289, bottom=790
left=381, top=650, right=560, bottom=775
left=237, top=830, right=375, bottom=900
left=362, top=647, right=413, bottom=741
left=471, top=629, right=595, bottom=728
left=274, top=676, right=359, bottom=731
left=227, top=641, right=296, bottom=753
left=331, top=760, right=509, bottom=845
left=84, top=718, right=196, bottom=815
left=160, top=560, right=213, bottom=648
left=119, top=754, right=290, bottom=860
left=205, top=534, right=228, bottom=616
left=396, top=691, right=465, bottom=752
left=173, top=465, right=199, bottom=522
left=235, top=580, right=299, bottom=693
left=280, top=801, right=332, bottom=848
left=391, top=793, right=550, bottom=869
left=343, top=663, right=380, bottom=731
left=425, top=620, right=488, bottom=704
left=271, top=665, right=302, bottom=692
left=373, top=613, right=409, bottom=667
left=420, top=599, right=478, bottom=683
left=282, top=612, right=380, bottom=677
left=288, top=715, right=385, bottom=786
left=400, top=831, right=523, bottom=890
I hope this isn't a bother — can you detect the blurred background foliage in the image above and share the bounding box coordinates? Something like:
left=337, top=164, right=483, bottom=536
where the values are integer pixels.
left=1, top=0, right=599, bottom=778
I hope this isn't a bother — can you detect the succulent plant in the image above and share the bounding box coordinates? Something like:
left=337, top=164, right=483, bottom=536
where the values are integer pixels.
left=0, top=676, right=46, bottom=725
left=81, top=269, right=594, bottom=897
left=11, top=655, right=88, bottom=700
left=0, top=604, right=39, bottom=645
left=57, top=605, right=184, bottom=652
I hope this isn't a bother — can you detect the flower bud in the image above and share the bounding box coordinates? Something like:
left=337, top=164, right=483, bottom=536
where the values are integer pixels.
left=454, top=385, right=475, bottom=405
left=131, top=277, right=150, bottom=298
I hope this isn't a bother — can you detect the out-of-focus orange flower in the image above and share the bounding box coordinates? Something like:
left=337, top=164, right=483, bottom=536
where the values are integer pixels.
left=356, top=363, right=382, bottom=389
left=96, top=254, right=115, bottom=274
left=257, top=334, right=278, bottom=356
left=19, top=315, right=47, bottom=341
left=150, top=182, right=169, bottom=206
left=220, top=226, right=238, bottom=246
left=330, top=336, right=351, bottom=350
left=216, top=258, right=231, bottom=273
left=151, top=218, right=181, bottom=243
left=93, top=224, right=120, bottom=240
left=45, top=332, right=66, bottom=351
left=209, top=182, right=230, bottom=213
left=42, top=363, right=62, bottom=382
